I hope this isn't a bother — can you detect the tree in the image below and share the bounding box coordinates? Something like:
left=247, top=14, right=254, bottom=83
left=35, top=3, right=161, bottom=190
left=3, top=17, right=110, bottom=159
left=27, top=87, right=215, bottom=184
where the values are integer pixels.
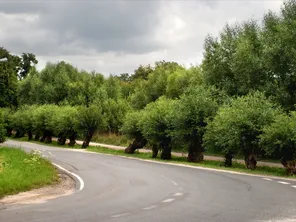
left=77, top=105, right=107, bottom=148
left=31, top=105, right=59, bottom=143
left=260, top=112, right=296, bottom=174
left=138, top=97, right=177, bottom=160
left=261, top=0, right=296, bottom=111
left=103, top=98, right=131, bottom=133
left=0, top=47, right=20, bottom=108
left=1, top=108, right=14, bottom=137
left=129, top=61, right=185, bottom=109
left=202, top=24, right=240, bottom=95
left=204, top=92, right=282, bottom=169
left=171, top=86, right=226, bottom=163
left=10, top=105, right=36, bottom=140
left=166, top=66, right=203, bottom=99
left=18, top=62, right=106, bottom=106
left=0, top=109, right=6, bottom=143
left=130, top=64, right=153, bottom=81
left=49, top=106, right=79, bottom=146
left=121, top=110, right=147, bottom=154
left=18, top=53, right=38, bottom=80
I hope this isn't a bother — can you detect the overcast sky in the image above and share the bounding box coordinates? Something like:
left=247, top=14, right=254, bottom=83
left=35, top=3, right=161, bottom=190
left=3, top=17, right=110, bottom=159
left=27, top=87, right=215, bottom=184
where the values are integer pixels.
left=0, top=0, right=283, bottom=76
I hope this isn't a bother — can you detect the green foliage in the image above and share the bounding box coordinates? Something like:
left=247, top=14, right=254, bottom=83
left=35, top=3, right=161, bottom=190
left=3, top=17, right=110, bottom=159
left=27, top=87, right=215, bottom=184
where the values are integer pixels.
left=103, top=98, right=131, bottom=133
left=18, top=62, right=107, bottom=106
left=261, top=0, right=296, bottom=110
left=166, top=66, right=203, bottom=99
left=31, top=105, right=59, bottom=138
left=129, top=61, right=186, bottom=109
left=130, top=64, right=153, bottom=81
left=77, top=105, right=107, bottom=135
left=204, top=92, right=282, bottom=160
left=48, top=105, right=79, bottom=138
left=138, top=97, right=176, bottom=145
left=171, top=86, right=226, bottom=143
left=202, top=0, right=296, bottom=110
left=121, top=110, right=144, bottom=139
left=260, top=112, right=296, bottom=160
left=0, top=47, right=20, bottom=107
left=0, top=109, right=6, bottom=143
left=19, top=53, right=38, bottom=80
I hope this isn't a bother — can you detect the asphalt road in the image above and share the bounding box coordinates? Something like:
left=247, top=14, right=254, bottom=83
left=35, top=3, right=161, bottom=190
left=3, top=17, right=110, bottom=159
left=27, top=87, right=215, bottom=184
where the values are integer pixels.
left=1, top=140, right=296, bottom=222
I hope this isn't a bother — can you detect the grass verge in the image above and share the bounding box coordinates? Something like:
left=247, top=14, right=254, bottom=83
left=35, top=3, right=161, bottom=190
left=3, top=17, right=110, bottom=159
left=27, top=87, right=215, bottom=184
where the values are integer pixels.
left=87, top=146, right=294, bottom=178
left=91, top=133, right=131, bottom=146
left=10, top=137, right=81, bottom=149
left=8, top=137, right=293, bottom=178
left=0, top=147, right=59, bottom=198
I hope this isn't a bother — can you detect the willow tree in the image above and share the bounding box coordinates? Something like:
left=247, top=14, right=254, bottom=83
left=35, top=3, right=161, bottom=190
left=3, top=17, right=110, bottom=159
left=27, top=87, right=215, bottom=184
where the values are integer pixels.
left=204, top=92, right=282, bottom=169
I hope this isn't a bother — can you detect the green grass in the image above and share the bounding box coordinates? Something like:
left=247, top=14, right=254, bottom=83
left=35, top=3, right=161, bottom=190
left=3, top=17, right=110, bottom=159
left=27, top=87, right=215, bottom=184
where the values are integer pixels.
left=0, top=147, right=59, bottom=198
left=7, top=136, right=293, bottom=178
left=87, top=146, right=293, bottom=178
left=90, top=134, right=281, bottom=163
left=10, top=137, right=81, bottom=149
left=91, top=133, right=131, bottom=146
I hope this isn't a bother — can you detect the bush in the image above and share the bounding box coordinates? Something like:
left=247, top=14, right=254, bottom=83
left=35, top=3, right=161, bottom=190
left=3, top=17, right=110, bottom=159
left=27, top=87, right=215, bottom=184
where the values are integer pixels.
left=204, top=91, right=282, bottom=169
left=77, top=105, right=107, bottom=148
left=120, top=110, right=147, bottom=154
left=171, top=86, right=227, bottom=163
left=0, top=109, right=6, bottom=143
left=260, top=112, right=296, bottom=174
left=138, top=97, right=177, bottom=160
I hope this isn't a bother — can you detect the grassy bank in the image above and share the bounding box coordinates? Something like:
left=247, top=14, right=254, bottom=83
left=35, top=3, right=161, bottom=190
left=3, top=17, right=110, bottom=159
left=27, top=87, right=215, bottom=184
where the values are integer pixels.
left=91, top=133, right=131, bottom=146
left=8, top=137, right=291, bottom=178
left=0, top=147, right=59, bottom=198
left=11, top=137, right=81, bottom=149
left=87, top=146, right=292, bottom=178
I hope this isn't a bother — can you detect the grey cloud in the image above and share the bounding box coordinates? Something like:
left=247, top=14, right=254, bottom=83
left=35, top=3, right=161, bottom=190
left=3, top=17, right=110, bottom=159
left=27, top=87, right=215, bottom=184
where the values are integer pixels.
left=1, top=1, right=163, bottom=55
left=0, top=0, right=284, bottom=75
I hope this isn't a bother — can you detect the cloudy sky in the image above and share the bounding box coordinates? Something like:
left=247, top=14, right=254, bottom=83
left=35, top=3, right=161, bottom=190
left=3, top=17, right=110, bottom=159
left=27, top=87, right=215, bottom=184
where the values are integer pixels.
left=0, top=0, right=283, bottom=76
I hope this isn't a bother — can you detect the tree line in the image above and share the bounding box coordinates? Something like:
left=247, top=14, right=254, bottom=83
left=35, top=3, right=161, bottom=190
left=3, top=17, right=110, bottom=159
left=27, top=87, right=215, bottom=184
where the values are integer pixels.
left=1, top=0, right=296, bottom=174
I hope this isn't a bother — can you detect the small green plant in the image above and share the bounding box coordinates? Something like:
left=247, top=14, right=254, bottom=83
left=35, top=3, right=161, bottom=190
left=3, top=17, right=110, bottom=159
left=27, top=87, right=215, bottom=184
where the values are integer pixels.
left=23, top=150, right=43, bottom=165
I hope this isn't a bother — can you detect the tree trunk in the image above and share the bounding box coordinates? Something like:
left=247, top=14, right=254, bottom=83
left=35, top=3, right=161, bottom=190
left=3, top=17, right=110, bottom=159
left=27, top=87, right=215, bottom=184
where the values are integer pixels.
left=14, top=130, right=22, bottom=138
left=45, top=135, right=52, bottom=143
left=124, top=137, right=147, bottom=154
left=34, top=134, right=40, bottom=141
left=6, top=128, right=12, bottom=137
left=82, top=129, right=95, bottom=148
left=152, top=144, right=159, bottom=158
left=224, top=152, right=233, bottom=167
left=68, top=133, right=77, bottom=146
left=187, top=143, right=204, bottom=163
left=27, top=131, right=33, bottom=141
left=14, top=130, right=20, bottom=138
left=245, top=153, right=257, bottom=169
left=280, top=156, right=296, bottom=175
left=40, top=135, right=46, bottom=142
left=160, top=139, right=172, bottom=160
left=187, top=134, right=204, bottom=163
left=58, top=136, right=66, bottom=145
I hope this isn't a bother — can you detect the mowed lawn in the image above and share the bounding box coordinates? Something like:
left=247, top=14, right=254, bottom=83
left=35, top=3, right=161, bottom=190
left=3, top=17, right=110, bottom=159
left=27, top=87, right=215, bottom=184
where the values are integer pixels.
left=0, top=147, right=58, bottom=198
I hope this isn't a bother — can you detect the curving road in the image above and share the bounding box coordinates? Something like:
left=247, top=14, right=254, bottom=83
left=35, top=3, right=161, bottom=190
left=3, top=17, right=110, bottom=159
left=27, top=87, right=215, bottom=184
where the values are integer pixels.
left=1, top=140, right=296, bottom=222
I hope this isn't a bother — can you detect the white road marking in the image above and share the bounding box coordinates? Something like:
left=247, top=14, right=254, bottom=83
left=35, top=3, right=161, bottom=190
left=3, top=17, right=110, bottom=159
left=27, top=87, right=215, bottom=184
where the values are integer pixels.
left=174, top=193, right=183, bottom=196
left=162, top=198, right=175, bottom=203
left=111, top=213, right=130, bottom=218
left=48, top=151, right=53, bottom=156
left=53, top=163, right=84, bottom=191
left=291, top=185, right=296, bottom=188
left=143, top=205, right=157, bottom=210
left=172, top=180, right=178, bottom=186
left=277, top=181, right=290, bottom=185
left=262, top=178, right=272, bottom=181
